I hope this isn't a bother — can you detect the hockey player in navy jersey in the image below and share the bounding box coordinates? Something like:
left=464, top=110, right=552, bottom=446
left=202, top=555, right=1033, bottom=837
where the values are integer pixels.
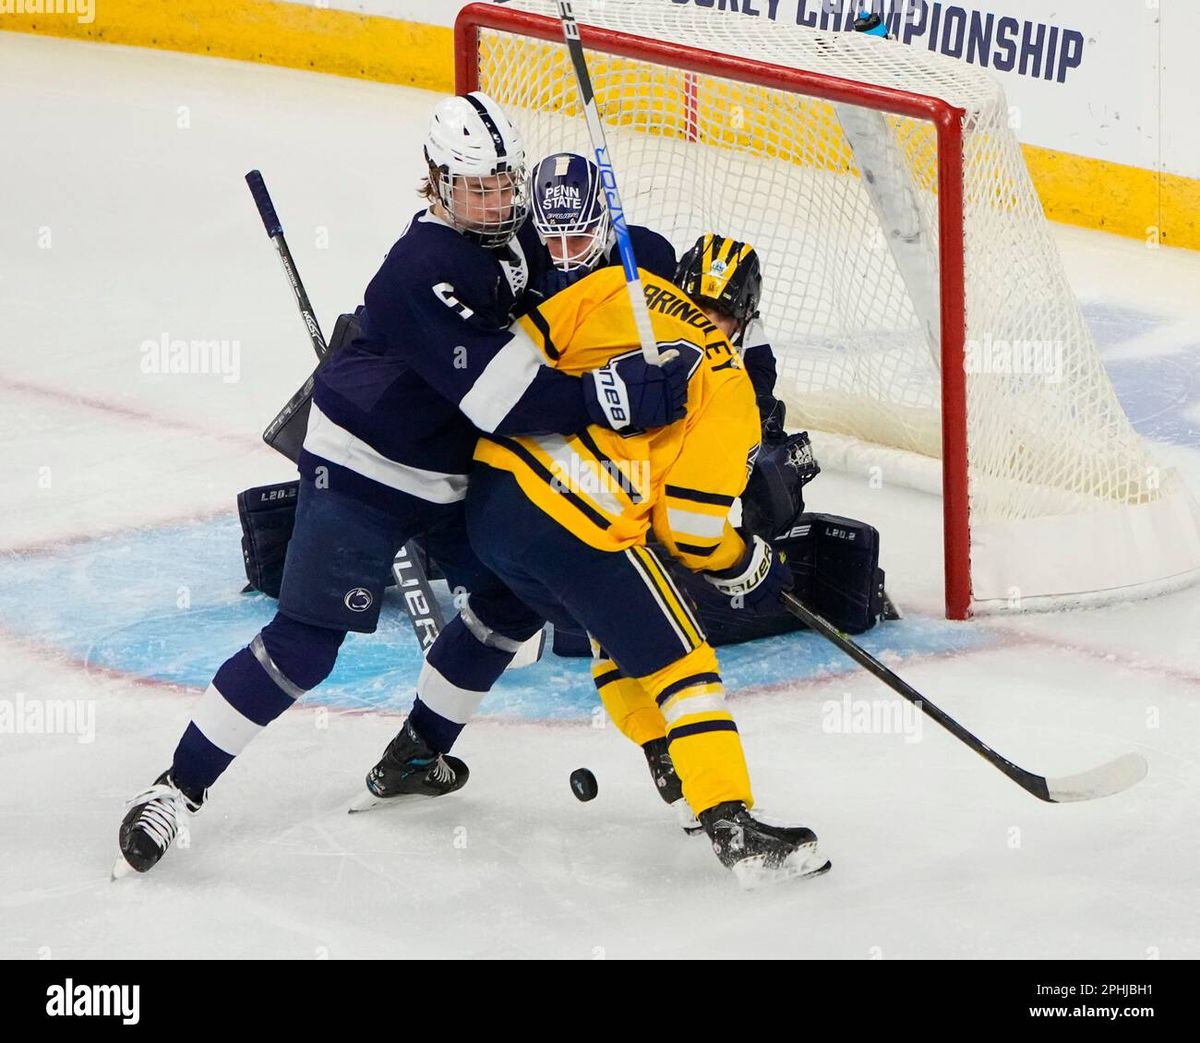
left=113, top=91, right=692, bottom=877
left=359, top=229, right=885, bottom=835
left=524, top=151, right=676, bottom=304
left=351, top=153, right=684, bottom=809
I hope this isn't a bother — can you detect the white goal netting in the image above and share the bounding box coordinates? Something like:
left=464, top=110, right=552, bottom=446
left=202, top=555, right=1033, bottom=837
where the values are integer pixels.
left=465, top=0, right=1200, bottom=614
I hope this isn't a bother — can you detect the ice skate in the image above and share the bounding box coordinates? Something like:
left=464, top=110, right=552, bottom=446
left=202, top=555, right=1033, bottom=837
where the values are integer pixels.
left=699, top=801, right=831, bottom=889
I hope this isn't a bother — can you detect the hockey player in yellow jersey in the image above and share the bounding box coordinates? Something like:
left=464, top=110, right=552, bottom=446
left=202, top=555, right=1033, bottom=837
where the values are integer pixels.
left=468, top=263, right=831, bottom=886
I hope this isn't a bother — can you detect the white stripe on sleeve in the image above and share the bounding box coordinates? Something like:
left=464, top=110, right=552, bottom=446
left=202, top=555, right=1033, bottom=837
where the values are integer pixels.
left=667, top=507, right=727, bottom=541
left=458, top=325, right=546, bottom=433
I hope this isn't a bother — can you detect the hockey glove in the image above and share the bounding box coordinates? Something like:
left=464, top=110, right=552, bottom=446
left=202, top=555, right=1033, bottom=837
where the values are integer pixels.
left=583, top=350, right=689, bottom=432
left=702, top=534, right=793, bottom=616
left=741, top=430, right=821, bottom=539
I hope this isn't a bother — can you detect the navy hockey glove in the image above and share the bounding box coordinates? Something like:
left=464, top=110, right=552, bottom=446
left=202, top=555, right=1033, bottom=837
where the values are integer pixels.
left=741, top=430, right=821, bottom=539
left=583, top=350, right=689, bottom=432
left=702, top=534, right=793, bottom=615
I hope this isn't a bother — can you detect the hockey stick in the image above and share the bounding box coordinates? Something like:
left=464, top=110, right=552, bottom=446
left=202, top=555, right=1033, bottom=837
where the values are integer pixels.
left=780, top=591, right=1147, bottom=803
left=246, top=170, right=326, bottom=360
left=247, top=168, right=327, bottom=458
left=556, top=0, right=660, bottom=366
left=244, top=170, right=448, bottom=649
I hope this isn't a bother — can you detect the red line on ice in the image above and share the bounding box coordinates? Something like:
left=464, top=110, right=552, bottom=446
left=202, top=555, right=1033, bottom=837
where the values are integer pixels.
left=0, top=374, right=264, bottom=451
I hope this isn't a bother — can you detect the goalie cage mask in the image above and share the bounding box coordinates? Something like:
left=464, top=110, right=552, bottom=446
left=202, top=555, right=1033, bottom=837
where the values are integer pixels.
left=530, top=152, right=612, bottom=273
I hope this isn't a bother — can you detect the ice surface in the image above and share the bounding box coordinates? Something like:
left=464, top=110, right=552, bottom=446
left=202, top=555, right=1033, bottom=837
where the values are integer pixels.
left=2, top=33, right=1198, bottom=959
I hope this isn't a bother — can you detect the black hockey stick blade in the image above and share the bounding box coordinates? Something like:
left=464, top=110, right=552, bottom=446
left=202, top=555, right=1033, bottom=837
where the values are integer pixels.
left=263, top=373, right=315, bottom=463
left=779, top=591, right=1147, bottom=803
left=262, top=313, right=359, bottom=462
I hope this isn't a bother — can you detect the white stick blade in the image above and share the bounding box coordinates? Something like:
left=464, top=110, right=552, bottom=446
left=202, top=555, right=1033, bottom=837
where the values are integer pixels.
left=507, top=629, right=546, bottom=670
left=1046, top=752, right=1148, bottom=802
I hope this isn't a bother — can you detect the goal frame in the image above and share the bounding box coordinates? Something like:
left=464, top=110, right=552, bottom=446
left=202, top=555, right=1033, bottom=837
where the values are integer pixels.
left=455, top=2, right=973, bottom=618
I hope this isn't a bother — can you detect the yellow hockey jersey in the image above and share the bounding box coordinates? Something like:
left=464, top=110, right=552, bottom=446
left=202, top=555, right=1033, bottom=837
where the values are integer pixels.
left=473, top=266, right=761, bottom=574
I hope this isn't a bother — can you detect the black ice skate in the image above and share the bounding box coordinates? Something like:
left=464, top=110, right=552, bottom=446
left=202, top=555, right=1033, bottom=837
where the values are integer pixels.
left=642, top=738, right=702, bottom=835
left=699, top=801, right=831, bottom=889
left=113, top=770, right=206, bottom=879
left=349, top=719, right=469, bottom=812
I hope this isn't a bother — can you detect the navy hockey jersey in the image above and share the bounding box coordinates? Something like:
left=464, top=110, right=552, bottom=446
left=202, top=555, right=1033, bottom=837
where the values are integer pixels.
left=739, top=316, right=778, bottom=404
left=300, top=210, right=594, bottom=512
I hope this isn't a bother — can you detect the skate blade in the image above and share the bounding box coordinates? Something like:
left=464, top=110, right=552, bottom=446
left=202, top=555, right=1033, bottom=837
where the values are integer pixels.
left=671, top=799, right=704, bottom=836
left=347, top=789, right=438, bottom=813
left=110, top=855, right=138, bottom=881
left=731, top=845, right=832, bottom=891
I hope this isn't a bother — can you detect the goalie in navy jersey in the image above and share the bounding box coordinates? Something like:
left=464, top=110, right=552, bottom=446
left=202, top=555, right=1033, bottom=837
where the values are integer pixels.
left=524, top=151, right=677, bottom=304
left=113, top=91, right=693, bottom=877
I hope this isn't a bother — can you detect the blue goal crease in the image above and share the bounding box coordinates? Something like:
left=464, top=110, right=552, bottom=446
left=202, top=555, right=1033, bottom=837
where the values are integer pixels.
left=0, top=518, right=989, bottom=721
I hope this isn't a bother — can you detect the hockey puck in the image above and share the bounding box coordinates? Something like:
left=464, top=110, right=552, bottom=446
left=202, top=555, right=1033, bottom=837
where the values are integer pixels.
left=570, top=768, right=598, bottom=802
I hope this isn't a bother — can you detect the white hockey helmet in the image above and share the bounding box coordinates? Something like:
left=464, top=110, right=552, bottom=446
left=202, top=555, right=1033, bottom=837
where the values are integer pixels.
left=424, top=91, right=529, bottom=248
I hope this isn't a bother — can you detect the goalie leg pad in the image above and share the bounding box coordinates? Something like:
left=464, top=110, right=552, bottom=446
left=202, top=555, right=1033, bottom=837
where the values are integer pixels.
left=779, top=513, right=885, bottom=634
left=237, top=480, right=300, bottom=598
left=665, top=513, right=886, bottom=643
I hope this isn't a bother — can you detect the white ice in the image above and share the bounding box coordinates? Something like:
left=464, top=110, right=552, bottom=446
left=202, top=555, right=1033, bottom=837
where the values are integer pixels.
left=1, top=33, right=1198, bottom=959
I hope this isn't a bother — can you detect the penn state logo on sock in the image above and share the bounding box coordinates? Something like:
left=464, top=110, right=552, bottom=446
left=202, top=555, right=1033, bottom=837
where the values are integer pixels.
left=344, top=587, right=373, bottom=612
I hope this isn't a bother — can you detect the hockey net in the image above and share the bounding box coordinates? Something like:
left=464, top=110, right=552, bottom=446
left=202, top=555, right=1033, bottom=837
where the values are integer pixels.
left=456, top=0, right=1200, bottom=618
